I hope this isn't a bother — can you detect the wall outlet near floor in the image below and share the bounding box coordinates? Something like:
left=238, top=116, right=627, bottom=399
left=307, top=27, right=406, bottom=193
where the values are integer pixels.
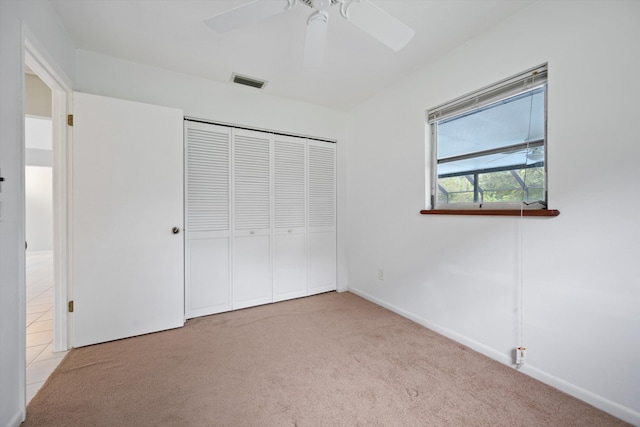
left=378, top=268, right=384, bottom=281
left=515, top=346, right=526, bottom=367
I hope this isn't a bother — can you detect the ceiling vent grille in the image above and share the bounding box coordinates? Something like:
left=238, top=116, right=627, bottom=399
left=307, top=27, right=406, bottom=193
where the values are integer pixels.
left=231, top=73, right=267, bottom=89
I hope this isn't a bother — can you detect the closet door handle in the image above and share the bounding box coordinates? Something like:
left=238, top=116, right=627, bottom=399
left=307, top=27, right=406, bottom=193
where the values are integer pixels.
left=172, top=227, right=180, bottom=234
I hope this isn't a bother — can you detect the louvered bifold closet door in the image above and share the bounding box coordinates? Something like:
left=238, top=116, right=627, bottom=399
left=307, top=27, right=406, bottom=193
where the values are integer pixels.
left=273, top=135, right=307, bottom=302
left=184, top=121, right=232, bottom=318
left=232, top=129, right=273, bottom=309
left=307, top=140, right=337, bottom=294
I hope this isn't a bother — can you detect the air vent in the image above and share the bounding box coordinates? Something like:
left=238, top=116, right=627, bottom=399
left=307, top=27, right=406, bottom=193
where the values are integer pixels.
left=231, top=73, right=267, bottom=89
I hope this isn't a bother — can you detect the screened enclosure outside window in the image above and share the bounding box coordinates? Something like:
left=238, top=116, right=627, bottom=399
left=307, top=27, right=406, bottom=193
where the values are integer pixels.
left=428, top=64, right=548, bottom=210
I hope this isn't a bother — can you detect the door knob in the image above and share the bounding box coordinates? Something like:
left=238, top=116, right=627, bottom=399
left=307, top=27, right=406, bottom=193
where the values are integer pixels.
left=172, top=227, right=180, bottom=234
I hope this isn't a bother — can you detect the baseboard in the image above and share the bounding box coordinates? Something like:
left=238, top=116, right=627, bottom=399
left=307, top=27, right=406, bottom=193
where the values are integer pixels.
left=518, top=364, right=640, bottom=426
left=347, top=287, right=640, bottom=426
left=348, top=288, right=513, bottom=365
left=6, top=408, right=25, bottom=427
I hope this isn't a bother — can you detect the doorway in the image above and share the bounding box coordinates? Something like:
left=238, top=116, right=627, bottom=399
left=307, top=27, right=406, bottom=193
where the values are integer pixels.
left=24, top=100, right=63, bottom=402
left=24, top=41, right=71, bottom=404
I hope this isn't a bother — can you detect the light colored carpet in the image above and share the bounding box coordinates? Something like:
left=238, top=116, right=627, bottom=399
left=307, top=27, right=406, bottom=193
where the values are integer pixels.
left=24, top=292, right=628, bottom=426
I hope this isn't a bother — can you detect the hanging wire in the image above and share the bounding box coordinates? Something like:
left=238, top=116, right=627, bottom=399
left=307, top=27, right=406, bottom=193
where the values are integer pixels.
left=517, top=76, right=536, bottom=361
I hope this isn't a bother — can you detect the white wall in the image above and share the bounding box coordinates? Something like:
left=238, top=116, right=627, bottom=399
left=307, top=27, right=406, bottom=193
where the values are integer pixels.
left=25, top=116, right=54, bottom=253
left=4, top=1, right=636, bottom=425
left=75, top=50, right=349, bottom=290
left=346, top=1, right=640, bottom=424
left=26, top=73, right=53, bottom=118
left=0, top=1, right=75, bottom=425
left=25, top=166, right=54, bottom=253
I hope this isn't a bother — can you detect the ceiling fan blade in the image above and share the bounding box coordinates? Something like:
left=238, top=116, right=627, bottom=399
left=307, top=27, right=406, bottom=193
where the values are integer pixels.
left=342, top=0, right=415, bottom=51
left=303, top=11, right=329, bottom=67
left=205, top=0, right=293, bottom=33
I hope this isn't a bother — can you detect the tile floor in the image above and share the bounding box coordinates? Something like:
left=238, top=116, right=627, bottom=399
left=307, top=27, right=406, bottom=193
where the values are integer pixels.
left=26, top=251, right=67, bottom=404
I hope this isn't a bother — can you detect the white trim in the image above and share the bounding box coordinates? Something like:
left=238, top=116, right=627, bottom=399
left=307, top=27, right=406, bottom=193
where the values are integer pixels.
left=522, top=365, right=640, bottom=425
left=348, top=287, right=510, bottom=363
left=14, top=23, right=28, bottom=427
left=184, top=116, right=336, bottom=144
left=348, top=286, right=640, bottom=426
left=24, top=33, right=72, bottom=353
left=6, top=411, right=24, bottom=427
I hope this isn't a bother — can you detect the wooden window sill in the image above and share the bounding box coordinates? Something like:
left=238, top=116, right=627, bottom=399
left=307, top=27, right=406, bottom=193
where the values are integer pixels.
left=420, top=209, right=560, bottom=217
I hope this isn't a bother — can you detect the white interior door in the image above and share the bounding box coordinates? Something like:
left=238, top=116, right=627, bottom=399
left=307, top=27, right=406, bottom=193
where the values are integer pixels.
left=273, top=135, right=307, bottom=301
left=232, top=129, right=272, bottom=309
left=184, top=122, right=232, bottom=318
left=307, top=140, right=337, bottom=294
left=72, top=92, right=184, bottom=347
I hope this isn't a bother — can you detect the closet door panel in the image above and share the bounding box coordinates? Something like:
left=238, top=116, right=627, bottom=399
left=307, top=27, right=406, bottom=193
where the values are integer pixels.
left=307, top=141, right=336, bottom=295
left=185, top=232, right=230, bottom=317
left=274, top=231, right=306, bottom=301
left=308, top=230, right=337, bottom=294
left=233, top=130, right=271, bottom=231
left=184, top=122, right=231, bottom=318
left=234, top=233, right=271, bottom=309
left=186, top=123, right=231, bottom=233
left=273, top=136, right=307, bottom=301
left=274, top=136, right=305, bottom=230
left=232, top=129, right=272, bottom=309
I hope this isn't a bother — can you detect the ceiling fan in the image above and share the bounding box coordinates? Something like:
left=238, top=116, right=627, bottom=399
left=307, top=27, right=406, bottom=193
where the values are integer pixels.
left=205, top=0, right=415, bottom=66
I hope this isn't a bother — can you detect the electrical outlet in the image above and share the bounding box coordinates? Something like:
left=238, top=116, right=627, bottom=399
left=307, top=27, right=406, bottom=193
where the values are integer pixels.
left=378, top=268, right=384, bottom=281
left=515, top=346, right=526, bottom=367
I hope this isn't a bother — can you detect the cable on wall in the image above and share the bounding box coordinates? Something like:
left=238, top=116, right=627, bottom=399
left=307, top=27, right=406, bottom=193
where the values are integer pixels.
left=516, top=76, right=536, bottom=368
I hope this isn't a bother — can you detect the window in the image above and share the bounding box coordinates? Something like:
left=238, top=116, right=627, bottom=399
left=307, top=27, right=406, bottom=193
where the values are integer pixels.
left=427, top=64, right=548, bottom=211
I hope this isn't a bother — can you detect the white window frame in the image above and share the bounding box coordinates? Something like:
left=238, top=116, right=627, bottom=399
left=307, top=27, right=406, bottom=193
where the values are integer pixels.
left=427, top=64, right=548, bottom=211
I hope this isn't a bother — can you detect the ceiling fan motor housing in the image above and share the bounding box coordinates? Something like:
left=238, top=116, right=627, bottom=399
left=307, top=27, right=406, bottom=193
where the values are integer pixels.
left=311, top=0, right=331, bottom=10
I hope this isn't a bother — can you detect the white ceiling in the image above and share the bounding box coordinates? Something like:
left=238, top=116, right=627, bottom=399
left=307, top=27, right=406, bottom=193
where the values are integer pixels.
left=50, top=0, right=534, bottom=111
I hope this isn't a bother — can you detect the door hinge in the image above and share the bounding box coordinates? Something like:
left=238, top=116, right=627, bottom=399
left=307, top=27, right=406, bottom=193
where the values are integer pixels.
left=67, top=114, right=73, bottom=126
left=68, top=300, right=74, bottom=313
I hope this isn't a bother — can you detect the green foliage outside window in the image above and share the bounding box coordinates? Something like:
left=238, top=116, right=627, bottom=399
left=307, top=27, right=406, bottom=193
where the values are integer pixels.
left=437, top=167, right=544, bottom=204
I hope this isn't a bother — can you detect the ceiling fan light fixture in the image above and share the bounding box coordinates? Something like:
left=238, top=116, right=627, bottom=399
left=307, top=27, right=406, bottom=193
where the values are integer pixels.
left=231, top=73, right=267, bottom=89
left=311, top=0, right=332, bottom=10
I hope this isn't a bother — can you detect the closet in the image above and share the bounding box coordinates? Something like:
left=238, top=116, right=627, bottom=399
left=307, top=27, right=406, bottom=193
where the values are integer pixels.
left=184, top=121, right=336, bottom=319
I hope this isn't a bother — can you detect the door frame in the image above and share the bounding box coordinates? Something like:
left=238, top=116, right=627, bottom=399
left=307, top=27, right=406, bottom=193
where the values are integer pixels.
left=24, top=32, right=72, bottom=352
